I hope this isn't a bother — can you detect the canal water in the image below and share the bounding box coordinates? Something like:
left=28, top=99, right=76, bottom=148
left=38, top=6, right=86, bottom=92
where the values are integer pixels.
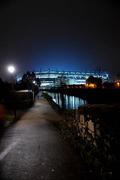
left=47, top=92, right=86, bottom=109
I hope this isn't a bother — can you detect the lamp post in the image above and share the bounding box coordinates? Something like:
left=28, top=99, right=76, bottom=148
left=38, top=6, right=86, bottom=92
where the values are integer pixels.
left=7, top=65, right=16, bottom=120
left=7, top=65, right=16, bottom=90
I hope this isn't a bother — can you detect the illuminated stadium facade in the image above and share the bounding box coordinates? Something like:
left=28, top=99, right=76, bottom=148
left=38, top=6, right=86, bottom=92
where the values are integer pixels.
left=34, top=70, right=109, bottom=89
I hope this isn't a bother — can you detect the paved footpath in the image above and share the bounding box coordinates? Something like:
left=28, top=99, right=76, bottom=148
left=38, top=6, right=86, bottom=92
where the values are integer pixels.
left=0, top=95, right=93, bottom=180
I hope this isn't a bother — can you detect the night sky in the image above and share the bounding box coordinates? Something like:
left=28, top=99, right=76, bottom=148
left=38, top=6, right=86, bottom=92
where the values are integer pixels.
left=0, top=0, right=119, bottom=78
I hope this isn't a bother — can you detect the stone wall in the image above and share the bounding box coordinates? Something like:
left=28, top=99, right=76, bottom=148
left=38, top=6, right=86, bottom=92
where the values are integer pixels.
left=71, top=104, right=120, bottom=178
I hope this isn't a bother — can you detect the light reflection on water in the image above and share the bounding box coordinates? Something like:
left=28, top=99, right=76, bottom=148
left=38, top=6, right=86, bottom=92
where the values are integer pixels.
left=47, top=92, right=86, bottom=109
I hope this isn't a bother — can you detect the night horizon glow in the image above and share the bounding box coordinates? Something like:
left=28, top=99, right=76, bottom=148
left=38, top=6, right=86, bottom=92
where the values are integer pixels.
left=0, top=0, right=119, bottom=78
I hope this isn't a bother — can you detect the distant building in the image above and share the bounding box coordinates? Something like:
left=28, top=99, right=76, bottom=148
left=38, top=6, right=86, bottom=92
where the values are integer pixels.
left=34, top=70, right=109, bottom=89
left=16, top=70, right=109, bottom=89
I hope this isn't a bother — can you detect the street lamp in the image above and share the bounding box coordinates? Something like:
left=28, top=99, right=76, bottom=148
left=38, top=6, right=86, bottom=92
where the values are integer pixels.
left=7, top=65, right=15, bottom=74
left=7, top=65, right=17, bottom=119
left=7, top=65, right=16, bottom=90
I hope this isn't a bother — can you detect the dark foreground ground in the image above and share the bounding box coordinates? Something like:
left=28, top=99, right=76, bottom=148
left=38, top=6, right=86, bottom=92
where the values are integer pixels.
left=0, top=95, right=100, bottom=180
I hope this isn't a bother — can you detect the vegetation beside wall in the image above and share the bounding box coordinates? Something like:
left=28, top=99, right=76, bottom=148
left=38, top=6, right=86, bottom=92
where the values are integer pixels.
left=43, top=92, right=120, bottom=180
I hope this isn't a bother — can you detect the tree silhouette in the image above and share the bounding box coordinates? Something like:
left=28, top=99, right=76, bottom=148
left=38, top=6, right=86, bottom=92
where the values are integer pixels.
left=86, top=76, right=102, bottom=88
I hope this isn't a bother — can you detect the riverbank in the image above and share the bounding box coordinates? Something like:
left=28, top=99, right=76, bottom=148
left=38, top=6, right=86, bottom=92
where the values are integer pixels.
left=44, top=88, right=120, bottom=103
